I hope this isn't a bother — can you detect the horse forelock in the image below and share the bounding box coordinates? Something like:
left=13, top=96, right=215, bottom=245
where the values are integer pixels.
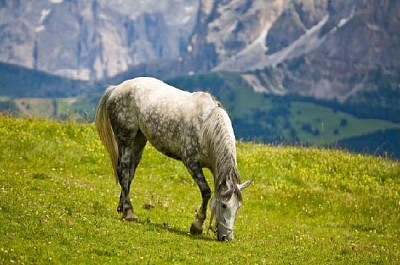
left=216, top=165, right=244, bottom=199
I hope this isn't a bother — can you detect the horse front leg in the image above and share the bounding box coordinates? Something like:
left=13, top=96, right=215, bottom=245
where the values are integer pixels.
left=185, top=161, right=211, bottom=235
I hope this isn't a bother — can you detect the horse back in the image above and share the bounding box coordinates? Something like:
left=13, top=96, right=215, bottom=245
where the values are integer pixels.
left=108, top=77, right=218, bottom=164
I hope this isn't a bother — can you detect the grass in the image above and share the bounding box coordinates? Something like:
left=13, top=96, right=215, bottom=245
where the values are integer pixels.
left=290, top=101, right=400, bottom=145
left=0, top=115, right=399, bottom=264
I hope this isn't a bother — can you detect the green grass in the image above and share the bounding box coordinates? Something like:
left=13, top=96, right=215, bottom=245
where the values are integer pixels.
left=290, top=101, right=400, bottom=145
left=0, top=116, right=399, bottom=264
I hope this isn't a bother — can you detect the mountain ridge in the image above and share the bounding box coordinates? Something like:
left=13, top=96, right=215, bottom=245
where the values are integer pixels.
left=190, top=0, right=400, bottom=103
left=1, top=0, right=399, bottom=104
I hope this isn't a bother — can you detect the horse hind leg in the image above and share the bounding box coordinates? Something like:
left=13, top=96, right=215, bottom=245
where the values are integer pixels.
left=116, top=130, right=147, bottom=221
left=117, top=142, right=137, bottom=221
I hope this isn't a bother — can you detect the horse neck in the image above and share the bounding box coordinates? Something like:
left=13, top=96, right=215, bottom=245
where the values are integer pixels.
left=214, top=149, right=239, bottom=193
left=201, top=108, right=239, bottom=190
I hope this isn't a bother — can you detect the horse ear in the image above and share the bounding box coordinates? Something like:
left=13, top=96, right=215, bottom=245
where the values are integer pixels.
left=238, top=180, right=253, bottom=191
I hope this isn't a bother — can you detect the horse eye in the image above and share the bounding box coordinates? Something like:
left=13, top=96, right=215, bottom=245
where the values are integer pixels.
left=220, top=202, right=227, bottom=209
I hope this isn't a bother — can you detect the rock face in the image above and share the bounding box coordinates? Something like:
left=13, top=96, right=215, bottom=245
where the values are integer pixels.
left=190, top=0, right=400, bottom=102
left=1, top=0, right=399, bottom=102
left=0, top=0, right=198, bottom=80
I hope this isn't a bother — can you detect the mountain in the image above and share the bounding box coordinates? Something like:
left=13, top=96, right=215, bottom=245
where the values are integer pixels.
left=107, top=0, right=400, bottom=122
left=0, top=0, right=197, bottom=80
left=189, top=0, right=400, bottom=102
left=1, top=0, right=399, bottom=105
left=1, top=0, right=400, bottom=157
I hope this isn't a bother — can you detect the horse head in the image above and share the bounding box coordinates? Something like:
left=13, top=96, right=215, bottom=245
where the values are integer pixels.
left=210, top=179, right=252, bottom=241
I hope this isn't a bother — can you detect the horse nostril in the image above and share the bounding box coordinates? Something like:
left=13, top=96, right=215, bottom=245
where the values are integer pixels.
left=221, top=235, right=227, bottom=241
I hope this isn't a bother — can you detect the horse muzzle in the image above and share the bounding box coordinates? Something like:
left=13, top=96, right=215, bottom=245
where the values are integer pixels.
left=217, top=232, right=234, bottom=241
left=216, top=224, right=234, bottom=241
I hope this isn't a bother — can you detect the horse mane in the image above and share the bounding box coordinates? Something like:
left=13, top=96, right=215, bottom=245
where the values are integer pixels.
left=201, top=103, right=242, bottom=200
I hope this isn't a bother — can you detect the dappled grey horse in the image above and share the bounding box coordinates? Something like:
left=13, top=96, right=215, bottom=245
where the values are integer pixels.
left=95, top=77, right=252, bottom=241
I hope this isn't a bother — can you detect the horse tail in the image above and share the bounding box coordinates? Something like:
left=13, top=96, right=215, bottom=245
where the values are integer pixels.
left=95, top=86, right=118, bottom=182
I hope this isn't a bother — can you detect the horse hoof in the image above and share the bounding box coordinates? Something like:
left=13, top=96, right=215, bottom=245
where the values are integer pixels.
left=190, top=222, right=203, bottom=235
left=123, top=211, right=138, bottom=222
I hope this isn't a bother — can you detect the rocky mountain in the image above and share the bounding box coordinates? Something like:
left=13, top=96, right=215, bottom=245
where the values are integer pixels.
left=0, top=0, right=197, bottom=80
left=189, top=0, right=400, bottom=103
left=1, top=0, right=399, bottom=105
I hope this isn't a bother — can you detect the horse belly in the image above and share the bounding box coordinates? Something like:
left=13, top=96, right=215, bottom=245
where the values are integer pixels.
left=139, top=111, right=193, bottom=161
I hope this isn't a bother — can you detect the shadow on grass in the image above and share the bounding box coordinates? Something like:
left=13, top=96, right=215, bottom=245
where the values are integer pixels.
left=120, top=217, right=216, bottom=242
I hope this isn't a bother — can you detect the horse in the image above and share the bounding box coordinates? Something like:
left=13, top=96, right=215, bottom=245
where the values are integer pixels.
left=95, top=77, right=252, bottom=241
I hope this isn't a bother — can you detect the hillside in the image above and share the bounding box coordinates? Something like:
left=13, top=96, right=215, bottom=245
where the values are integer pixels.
left=0, top=62, right=90, bottom=98
left=1, top=66, right=399, bottom=158
left=0, top=62, right=99, bottom=119
left=0, top=116, right=399, bottom=264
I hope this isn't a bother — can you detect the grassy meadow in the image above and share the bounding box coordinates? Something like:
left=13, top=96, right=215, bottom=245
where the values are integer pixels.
left=0, top=115, right=399, bottom=264
left=288, top=101, right=400, bottom=145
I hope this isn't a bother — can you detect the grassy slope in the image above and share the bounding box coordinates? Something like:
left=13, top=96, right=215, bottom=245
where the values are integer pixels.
left=0, top=62, right=89, bottom=98
left=290, top=101, right=400, bottom=145
left=0, top=116, right=399, bottom=264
